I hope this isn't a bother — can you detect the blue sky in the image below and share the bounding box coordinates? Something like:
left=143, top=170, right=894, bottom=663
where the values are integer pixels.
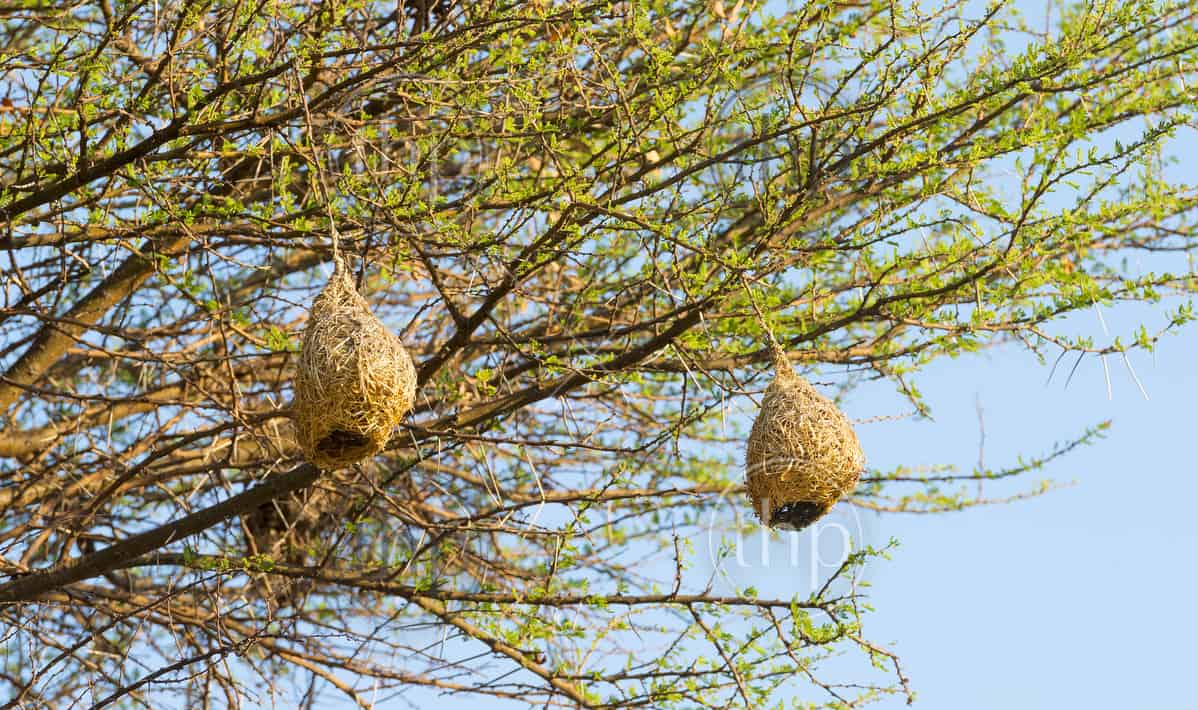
left=856, top=308, right=1198, bottom=709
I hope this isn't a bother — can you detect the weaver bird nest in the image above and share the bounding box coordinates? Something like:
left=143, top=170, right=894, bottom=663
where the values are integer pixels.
left=745, top=349, right=865, bottom=530
left=293, top=257, right=417, bottom=469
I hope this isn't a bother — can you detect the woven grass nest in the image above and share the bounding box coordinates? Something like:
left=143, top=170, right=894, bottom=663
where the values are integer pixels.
left=745, top=348, right=865, bottom=530
left=293, top=257, right=417, bottom=469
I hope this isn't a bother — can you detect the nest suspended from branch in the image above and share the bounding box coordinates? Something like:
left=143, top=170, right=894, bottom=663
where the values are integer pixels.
left=293, top=257, right=417, bottom=469
left=745, top=348, right=865, bottom=530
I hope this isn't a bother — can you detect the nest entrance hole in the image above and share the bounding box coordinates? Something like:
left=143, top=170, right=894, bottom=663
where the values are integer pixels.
left=768, top=501, right=828, bottom=531
left=315, top=429, right=373, bottom=462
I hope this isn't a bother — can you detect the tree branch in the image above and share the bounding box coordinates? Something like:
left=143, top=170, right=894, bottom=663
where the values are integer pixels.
left=0, top=463, right=320, bottom=604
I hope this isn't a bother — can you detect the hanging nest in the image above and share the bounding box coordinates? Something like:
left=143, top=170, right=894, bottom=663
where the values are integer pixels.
left=745, top=348, right=865, bottom=530
left=293, top=257, right=417, bottom=469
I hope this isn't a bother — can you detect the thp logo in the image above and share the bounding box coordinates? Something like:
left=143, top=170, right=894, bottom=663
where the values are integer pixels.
left=702, top=483, right=873, bottom=595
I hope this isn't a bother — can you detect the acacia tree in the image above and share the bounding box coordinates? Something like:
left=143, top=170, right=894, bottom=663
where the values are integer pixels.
left=1, top=0, right=1195, bottom=706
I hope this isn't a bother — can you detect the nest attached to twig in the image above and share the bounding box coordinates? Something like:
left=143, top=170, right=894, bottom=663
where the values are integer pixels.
left=745, top=349, right=865, bottom=530
left=293, top=257, right=417, bottom=469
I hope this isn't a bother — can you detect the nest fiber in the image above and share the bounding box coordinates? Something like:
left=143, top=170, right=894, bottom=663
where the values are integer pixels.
left=294, top=257, right=417, bottom=469
left=745, top=350, right=865, bottom=530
